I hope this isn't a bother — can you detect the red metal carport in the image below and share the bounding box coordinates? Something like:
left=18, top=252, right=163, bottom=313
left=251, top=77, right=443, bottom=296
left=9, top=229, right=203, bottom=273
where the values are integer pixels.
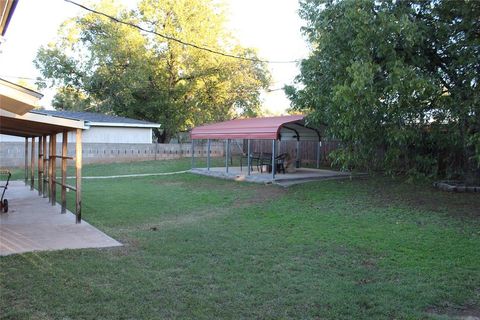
left=190, top=115, right=322, bottom=179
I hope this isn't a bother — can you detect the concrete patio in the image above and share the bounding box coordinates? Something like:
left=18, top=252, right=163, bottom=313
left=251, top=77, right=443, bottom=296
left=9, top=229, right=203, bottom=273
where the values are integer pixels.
left=191, top=167, right=365, bottom=186
left=0, top=181, right=121, bottom=256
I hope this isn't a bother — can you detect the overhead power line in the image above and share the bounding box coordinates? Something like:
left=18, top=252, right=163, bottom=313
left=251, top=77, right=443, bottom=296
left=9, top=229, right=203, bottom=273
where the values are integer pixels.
left=64, top=0, right=299, bottom=64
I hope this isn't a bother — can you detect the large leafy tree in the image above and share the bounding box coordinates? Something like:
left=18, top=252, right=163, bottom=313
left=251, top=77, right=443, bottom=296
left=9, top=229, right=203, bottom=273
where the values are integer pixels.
left=287, top=0, right=479, bottom=182
left=35, top=0, right=270, bottom=142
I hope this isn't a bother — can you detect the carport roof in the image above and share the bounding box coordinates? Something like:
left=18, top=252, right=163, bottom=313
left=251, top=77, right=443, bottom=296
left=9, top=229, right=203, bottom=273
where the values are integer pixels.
left=190, top=115, right=321, bottom=141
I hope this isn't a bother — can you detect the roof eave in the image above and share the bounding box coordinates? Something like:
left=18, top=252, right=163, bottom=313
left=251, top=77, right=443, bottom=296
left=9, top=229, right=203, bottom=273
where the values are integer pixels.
left=87, top=122, right=161, bottom=128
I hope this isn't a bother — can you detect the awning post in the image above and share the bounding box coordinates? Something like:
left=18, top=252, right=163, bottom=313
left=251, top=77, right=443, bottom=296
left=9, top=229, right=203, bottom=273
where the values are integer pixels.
left=271, top=139, right=276, bottom=180
left=48, top=135, right=53, bottom=202
left=42, top=135, right=48, bottom=198
left=24, top=137, right=28, bottom=185
left=75, top=129, right=82, bottom=223
left=225, top=139, right=230, bottom=173
left=316, top=141, right=321, bottom=169
left=247, top=139, right=251, bottom=176
left=61, top=131, right=68, bottom=214
left=50, top=134, right=57, bottom=206
left=191, top=139, right=195, bottom=169
left=38, top=136, right=43, bottom=196
left=30, top=137, right=35, bottom=190
left=207, top=139, right=211, bottom=171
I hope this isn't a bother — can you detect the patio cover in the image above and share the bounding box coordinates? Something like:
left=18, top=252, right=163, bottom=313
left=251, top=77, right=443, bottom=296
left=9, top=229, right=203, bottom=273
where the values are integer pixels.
left=191, top=115, right=320, bottom=141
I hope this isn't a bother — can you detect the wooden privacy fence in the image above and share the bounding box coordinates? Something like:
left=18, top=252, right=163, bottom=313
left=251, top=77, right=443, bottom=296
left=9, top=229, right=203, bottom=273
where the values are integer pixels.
left=245, top=139, right=341, bottom=165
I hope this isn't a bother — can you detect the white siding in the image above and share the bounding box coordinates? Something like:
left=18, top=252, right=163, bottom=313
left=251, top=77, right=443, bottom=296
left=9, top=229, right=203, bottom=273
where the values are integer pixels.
left=1, top=127, right=153, bottom=144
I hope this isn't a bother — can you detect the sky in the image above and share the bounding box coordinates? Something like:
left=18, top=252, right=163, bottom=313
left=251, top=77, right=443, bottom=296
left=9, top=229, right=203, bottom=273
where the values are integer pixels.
left=0, top=0, right=309, bottom=115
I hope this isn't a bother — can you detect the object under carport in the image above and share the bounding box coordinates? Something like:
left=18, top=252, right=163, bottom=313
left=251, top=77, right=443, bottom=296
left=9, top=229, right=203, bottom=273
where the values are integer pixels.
left=0, top=170, right=11, bottom=212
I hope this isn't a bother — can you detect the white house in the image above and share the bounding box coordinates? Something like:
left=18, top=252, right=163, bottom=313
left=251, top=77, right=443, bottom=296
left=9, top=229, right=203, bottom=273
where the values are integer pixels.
left=0, top=110, right=161, bottom=144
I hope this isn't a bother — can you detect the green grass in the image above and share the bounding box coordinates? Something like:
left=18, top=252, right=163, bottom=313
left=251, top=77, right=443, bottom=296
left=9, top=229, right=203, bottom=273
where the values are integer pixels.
left=1, top=160, right=479, bottom=319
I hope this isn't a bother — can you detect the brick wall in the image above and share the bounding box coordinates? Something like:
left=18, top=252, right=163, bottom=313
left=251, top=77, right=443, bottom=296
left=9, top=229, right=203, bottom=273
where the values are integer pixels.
left=0, top=141, right=225, bottom=167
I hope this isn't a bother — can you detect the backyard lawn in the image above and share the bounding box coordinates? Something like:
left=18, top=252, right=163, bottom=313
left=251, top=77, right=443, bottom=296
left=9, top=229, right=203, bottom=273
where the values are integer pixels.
left=1, top=159, right=479, bottom=319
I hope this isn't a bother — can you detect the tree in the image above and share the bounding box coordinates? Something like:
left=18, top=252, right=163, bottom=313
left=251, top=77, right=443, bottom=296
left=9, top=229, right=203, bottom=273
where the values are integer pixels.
left=35, top=0, right=270, bottom=142
left=286, top=0, right=480, bottom=182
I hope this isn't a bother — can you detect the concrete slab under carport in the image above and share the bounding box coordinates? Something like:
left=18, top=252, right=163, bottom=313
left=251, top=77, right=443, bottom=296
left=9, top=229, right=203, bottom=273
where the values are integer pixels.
left=0, top=181, right=122, bottom=256
left=191, top=167, right=366, bottom=186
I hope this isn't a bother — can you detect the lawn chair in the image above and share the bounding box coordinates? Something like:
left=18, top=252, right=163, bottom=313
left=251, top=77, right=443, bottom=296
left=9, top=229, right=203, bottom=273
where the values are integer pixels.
left=240, top=152, right=262, bottom=172
left=259, top=153, right=286, bottom=174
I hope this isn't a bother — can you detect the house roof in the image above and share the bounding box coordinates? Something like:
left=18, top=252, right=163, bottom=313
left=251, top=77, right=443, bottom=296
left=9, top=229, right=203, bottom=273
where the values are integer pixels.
left=191, top=115, right=321, bottom=141
left=31, top=110, right=160, bottom=128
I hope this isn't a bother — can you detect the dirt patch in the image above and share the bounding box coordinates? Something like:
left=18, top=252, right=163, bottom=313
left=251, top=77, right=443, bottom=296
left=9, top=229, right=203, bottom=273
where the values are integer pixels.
left=151, top=181, right=185, bottom=187
left=426, top=304, right=480, bottom=319
left=238, top=185, right=287, bottom=207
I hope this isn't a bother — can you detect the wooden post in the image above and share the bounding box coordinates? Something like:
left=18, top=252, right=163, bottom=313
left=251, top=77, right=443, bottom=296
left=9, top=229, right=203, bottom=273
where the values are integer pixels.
left=76, top=129, right=82, bottom=223
left=207, top=139, right=211, bottom=171
left=48, top=135, right=52, bottom=202
left=43, top=135, right=48, bottom=198
left=61, top=132, right=68, bottom=214
left=51, top=134, right=57, bottom=206
left=30, top=137, right=35, bottom=190
left=24, top=137, right=28, bottom=185
left=38, top=136, right=43, bottom=195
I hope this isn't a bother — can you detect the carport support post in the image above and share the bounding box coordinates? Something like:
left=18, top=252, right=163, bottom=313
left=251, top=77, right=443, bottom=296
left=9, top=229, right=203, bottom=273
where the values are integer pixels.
left=296, top=140, right=300, bottom=168
left=50, top=134, right=57, bottom=206
left=30, top=137, right=35, bottom=191
left=42, top=135, right=48, bottom=198
left=271, top=139, right=276, bottom=180
left=247, top=139, right=251, bottom=176
left=191, top=139, right=195, bottom=169
left=225, top=139, right=230, bottom=173
left=316, top=141, right=321, bottom=169
left=24, top=137, right=28, bottom=185
left=75, top=128, right=82, bottom=224
left=61, top=131, right=68, bottom=214
left=38, top=136, right=43, bottom=196
left=207, top=139, right=211, bottom=171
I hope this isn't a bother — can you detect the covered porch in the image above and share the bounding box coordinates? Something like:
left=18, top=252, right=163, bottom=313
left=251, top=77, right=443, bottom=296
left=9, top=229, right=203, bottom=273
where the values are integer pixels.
left=0, top=78, right=121, bottom=255
left=0, top=181, right=121, bottom=255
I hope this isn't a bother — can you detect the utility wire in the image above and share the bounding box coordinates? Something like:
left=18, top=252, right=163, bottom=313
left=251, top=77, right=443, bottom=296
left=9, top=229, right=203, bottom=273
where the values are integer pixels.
left=64, top=0, right=300, bottom=64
